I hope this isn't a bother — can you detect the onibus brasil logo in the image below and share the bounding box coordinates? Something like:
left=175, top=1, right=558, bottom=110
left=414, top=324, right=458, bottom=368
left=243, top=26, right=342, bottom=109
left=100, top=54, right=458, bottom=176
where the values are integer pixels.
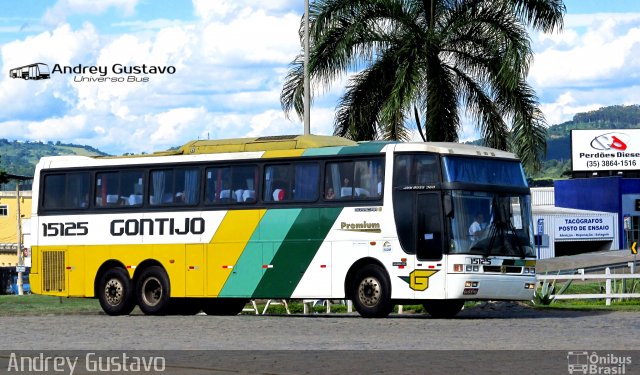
left=9, top=63, right=50, bottom=80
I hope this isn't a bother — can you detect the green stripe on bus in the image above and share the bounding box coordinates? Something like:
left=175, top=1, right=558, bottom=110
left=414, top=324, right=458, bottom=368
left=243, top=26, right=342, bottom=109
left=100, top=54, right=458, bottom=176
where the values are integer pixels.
left=302, top=146, right=345, bottom=156
left=337, top=142, right=388, bottom=155
left=252, top=207, right=342, bottom=298
left=218, top=209, right=302, bottom=297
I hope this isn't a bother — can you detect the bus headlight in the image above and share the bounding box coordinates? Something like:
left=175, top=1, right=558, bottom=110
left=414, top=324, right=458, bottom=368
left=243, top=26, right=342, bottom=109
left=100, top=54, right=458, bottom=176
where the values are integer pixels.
left=524, top=267, right=536, bottom=275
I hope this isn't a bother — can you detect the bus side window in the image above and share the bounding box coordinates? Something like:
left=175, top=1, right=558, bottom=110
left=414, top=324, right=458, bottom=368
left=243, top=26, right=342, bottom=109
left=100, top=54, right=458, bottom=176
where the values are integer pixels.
left=153, top=170, right=174, bottom=205
left=264, top=165, right=290, bottom=202
left=326, top=161, right=353, bottom=199
left=206, top=165, right=257, bottom=204
left=325, top=159, right=383, bottom=200
left=43, top=174, right=65, bottom=209
left=393, top=154, right=439, bottom=187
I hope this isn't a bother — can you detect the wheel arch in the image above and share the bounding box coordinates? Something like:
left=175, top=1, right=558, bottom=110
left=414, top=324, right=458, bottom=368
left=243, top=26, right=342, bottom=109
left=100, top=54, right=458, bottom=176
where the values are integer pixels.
left=94, top=260, right=128, bottom=298
left=344, top=257, right=390, bottom=300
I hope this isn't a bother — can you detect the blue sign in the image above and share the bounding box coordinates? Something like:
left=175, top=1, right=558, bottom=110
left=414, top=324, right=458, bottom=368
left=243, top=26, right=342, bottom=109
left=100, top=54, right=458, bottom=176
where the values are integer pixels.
left=537, top=218, right=544, bottom=235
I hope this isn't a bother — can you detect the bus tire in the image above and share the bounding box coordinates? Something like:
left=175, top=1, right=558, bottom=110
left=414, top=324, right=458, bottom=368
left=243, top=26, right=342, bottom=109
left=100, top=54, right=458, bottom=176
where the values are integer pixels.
left=351, top=264, right=394, bottom=318
left=423, top=299, right=464, bottom=318
left=202, top=298, right=249, bottom=315
left=136, top=266, right=171, bottom=315
left=97, top=268, right=136, bottom=316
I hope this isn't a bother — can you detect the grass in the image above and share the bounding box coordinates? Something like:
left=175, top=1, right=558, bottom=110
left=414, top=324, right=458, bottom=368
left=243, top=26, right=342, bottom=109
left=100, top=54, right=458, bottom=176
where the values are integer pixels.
left=0, top=294, right=102, bottom=316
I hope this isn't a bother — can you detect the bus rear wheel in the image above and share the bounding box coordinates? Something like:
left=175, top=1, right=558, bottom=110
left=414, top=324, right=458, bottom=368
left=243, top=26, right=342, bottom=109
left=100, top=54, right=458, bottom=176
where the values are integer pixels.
left=136, top=266, right=171, bottom=315
left=422, top=300, right=464, bottom=318
left=351, top=264, right=394, bottom=318
left=98, top=268, right=136, bottom=316
left=202, top=298, right=249, bottom=315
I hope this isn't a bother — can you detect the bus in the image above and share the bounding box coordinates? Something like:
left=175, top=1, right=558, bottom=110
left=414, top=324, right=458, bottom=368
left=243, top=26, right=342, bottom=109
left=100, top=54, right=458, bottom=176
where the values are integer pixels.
left=29, top=135, right=537, bottom=318
left=10, top=63, right=50, bottom=80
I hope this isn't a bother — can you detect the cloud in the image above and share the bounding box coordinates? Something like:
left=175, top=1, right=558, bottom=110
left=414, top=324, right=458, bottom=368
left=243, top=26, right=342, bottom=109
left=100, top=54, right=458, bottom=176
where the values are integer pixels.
left=192, top=0, right=300, bottom=20
left=43, top=0, right=140, bottom=26
left=531, top=13, right=640, bottom=124
left=531, top=14, right=640, bottom=89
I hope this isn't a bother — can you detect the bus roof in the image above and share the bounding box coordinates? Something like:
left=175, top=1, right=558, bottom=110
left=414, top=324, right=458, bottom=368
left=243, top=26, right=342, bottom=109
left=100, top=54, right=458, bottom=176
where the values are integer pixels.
left=35, top=135, right=519, bottom=170
left=163, top=134, right=358, bottom=155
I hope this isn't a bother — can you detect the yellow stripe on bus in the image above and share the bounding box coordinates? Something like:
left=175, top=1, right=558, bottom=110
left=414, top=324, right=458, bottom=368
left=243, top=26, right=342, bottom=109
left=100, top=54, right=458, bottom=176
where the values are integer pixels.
left=206, top=209, right=266, bottom=296
left=261, top=149, right=305, bottom=158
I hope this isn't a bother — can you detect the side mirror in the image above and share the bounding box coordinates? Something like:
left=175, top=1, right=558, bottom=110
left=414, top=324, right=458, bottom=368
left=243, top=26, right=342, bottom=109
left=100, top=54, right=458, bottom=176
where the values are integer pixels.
left=443, top=195, right=453, bottom=217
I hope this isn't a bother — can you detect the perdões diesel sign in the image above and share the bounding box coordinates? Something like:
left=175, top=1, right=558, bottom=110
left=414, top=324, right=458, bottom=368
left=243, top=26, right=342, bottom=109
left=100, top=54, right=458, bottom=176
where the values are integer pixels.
left=571, top=129, right=640, bottom=171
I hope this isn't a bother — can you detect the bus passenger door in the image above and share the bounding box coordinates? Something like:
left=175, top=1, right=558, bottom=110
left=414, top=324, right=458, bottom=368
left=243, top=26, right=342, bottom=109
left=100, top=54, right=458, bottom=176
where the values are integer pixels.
left=185, top=244, right=205, bottom=296
left=414, top=193, right=446, bottom=298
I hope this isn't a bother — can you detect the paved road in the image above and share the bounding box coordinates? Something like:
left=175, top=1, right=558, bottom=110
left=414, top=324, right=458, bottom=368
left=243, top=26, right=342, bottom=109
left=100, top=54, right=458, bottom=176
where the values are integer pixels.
left=2, top=303, right=638, bottom=351
left=2, top=304, right=639, bottom=374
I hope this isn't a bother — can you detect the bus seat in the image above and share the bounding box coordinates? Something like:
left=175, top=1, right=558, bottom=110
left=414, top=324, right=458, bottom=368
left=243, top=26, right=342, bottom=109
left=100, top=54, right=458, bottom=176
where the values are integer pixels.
left=106, top=194, right=119, bottom=204
left=273, top=188, right=285, bottom=201
left=219, top=189, right=231, bottom=201
left=355, top=187, right=369, bottom=197
left=243, top=190, right=255, bottom=202
left=128, top=194, right=143, bottom=205
left=340, top=187, right=353, bottom=198
left=234, top=189, right=244, bottom=202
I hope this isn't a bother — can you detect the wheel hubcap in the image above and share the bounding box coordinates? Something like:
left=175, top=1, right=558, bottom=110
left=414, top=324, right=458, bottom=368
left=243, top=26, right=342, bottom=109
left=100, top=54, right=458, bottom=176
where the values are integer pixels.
left=358, top=276, right=381, bottom=307
left=141, top=276, right=163, bottom=307
left=104, top=278, right=124, bottom=306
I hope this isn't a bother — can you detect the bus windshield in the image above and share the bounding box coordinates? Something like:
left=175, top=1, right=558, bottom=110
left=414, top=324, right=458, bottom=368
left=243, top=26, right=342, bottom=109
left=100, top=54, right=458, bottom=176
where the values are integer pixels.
left=448, top=190, right=535, bottom=257
left=442, top=155, right=527, bottom=187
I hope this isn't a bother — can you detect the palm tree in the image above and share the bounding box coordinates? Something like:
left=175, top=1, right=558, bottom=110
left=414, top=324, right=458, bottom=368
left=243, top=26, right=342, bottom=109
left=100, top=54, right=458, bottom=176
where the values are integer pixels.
left=281, top=0, right=565, bottom=173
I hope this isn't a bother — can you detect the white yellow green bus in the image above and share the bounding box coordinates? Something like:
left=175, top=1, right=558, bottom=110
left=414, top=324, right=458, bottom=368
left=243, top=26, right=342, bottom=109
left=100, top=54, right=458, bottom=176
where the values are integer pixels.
left=29, top=135, right=536, bottom=318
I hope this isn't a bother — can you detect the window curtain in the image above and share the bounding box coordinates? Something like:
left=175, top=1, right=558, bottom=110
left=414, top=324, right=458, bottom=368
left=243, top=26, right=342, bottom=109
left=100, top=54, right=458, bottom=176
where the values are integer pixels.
left=151, top=171, right=165, bottom=205
left=264, top=167, right=273, bottom=201
left=294, top=164, right=319, bottom=200
left=184, top=169, right=199, bottom=204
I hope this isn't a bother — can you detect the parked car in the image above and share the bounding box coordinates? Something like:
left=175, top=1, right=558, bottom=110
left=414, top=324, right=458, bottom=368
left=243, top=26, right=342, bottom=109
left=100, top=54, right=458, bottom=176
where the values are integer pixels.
left=10, top=274, right=30, bottom=294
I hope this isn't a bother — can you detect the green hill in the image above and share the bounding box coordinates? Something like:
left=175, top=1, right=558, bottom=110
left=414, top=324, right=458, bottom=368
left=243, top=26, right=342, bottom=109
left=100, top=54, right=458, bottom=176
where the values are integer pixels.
left=0, top=139, right=108, bottom=190
left=532, top=104, right=640, bottom=180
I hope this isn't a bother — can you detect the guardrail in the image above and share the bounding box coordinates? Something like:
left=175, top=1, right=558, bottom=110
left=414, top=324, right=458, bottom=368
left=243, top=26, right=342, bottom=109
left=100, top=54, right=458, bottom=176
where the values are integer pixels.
left=537, top=266, right=640, bottom=306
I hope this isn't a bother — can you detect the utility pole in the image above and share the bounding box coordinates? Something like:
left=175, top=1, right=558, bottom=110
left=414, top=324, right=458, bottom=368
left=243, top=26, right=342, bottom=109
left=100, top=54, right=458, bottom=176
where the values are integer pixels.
left=303, top=0, right=311, bottom=135
left=16, top=182, right=23, bottom=295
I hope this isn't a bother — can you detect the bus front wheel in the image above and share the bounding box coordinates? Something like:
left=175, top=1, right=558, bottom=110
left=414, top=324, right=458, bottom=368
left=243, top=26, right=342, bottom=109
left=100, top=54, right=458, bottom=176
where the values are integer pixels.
left=136, top=266, right=171, bottom=315
left=422, top=300, right=464, bottom=318
left=97, top=268, right=136, bottom=316
left=351, top=264, right=394, bottom=318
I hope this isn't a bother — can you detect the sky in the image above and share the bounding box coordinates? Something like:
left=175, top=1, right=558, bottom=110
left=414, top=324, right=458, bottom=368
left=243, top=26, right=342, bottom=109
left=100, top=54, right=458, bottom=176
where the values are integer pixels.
left=0, top=0, right=639, bottom=155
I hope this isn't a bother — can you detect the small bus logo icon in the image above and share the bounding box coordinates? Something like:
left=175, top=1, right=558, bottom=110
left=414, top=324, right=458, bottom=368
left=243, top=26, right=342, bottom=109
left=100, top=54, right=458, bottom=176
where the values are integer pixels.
left=567, top=351, right=589, bottom=374
left=9, top=63, right=50, bottom=80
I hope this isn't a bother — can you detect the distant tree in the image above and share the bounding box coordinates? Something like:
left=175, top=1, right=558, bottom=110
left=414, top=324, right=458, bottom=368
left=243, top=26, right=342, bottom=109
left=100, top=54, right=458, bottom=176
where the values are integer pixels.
left=0, top=156, right=8, bottom=184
